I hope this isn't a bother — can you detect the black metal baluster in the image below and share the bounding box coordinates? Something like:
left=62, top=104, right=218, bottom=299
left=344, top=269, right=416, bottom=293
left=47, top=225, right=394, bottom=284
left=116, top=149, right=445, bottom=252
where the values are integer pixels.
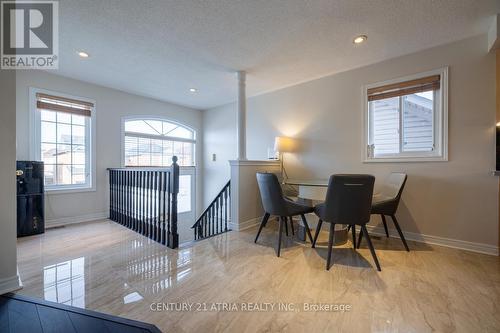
left=145, top=171, right=149, bottom=238
left=133, top=171, right=137, bottom=232
left=216, top=199, right=219, bottom=234
left=157, top=171, right=162, bottom=243
left=149, top=171, right=153, bottom=239
left=219, top=195, right=223, bottom=233
left=162, top=171, right=167, bottom=245
left=110, top=170, right=114, bottom=220
left=110, top=170, right=113, bottom=220
left=141, top=170, right=145, bottom=235
left=126, top=171, right=131, bottom=228
left=130, top=170, right=133, bottom=230
left=119, top=170, right=123, bottom=225
left=153, top=171, right=158, bottom=242
left=224, top=187, right=228, bottom=231
left=167, top=172, right=171, bottom=247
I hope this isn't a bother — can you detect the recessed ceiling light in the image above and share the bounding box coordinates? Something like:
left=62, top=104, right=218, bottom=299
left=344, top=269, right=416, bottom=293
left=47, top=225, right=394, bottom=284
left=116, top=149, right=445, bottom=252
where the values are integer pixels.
left=78, top=51, right=90, bottom=58
left=353, top=35, right=367, bottom=44
left=189, top=88, right=197, bottom=93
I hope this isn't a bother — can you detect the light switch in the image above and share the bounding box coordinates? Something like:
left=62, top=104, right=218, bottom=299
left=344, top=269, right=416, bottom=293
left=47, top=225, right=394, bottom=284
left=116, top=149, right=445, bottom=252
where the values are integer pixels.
left=212, top=153, right=216, bottom=161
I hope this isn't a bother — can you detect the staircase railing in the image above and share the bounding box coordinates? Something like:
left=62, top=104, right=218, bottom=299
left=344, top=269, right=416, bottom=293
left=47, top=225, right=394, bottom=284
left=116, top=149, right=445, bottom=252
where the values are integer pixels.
left=108, top=156, right=179, bottom=249
left=192, top=180, right=230, bottom=240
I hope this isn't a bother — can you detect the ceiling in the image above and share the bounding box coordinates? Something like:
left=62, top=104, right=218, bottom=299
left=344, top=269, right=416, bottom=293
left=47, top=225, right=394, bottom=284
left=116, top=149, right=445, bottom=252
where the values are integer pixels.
left=55, top=0, right=499, bottom=110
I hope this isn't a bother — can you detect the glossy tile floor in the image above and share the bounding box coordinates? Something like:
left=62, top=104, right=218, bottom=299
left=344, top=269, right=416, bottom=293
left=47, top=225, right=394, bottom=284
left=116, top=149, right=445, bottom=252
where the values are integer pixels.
left=16, top=220, right=500, bottom=333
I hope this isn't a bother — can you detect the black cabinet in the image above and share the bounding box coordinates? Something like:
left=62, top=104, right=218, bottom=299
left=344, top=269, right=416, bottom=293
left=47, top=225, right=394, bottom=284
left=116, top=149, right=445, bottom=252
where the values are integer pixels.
left=16, top=161, right=45, bottom=237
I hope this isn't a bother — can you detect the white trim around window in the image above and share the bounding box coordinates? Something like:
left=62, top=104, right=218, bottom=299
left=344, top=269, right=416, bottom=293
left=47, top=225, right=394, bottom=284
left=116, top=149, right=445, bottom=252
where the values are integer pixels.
left=29, top=87, right=96, bottom=194
left=362, top=67, right=448, bottom=163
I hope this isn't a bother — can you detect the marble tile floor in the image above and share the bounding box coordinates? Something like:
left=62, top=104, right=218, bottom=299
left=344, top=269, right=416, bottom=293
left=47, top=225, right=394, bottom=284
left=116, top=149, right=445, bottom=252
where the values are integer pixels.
left=15, top=220, right=500, bottom=333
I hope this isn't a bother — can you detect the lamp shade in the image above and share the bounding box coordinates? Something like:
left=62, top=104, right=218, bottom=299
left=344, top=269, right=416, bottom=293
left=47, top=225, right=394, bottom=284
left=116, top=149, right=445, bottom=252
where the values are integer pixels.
left=274, top=136, right=297, bottom=153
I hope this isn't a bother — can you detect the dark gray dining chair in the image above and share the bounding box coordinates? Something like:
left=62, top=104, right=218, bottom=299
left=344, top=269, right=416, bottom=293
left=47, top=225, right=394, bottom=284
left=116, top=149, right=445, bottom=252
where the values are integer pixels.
left=357, top=173, right=409, bottom=251
left=312, top=174, right=380, bottom=271
left=255, top=173, right=315, bottom=257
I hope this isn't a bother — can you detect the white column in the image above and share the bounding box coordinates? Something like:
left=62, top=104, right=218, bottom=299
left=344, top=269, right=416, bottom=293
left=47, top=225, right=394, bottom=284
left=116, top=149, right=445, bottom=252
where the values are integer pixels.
left=236, top=71, right=247, bottom=160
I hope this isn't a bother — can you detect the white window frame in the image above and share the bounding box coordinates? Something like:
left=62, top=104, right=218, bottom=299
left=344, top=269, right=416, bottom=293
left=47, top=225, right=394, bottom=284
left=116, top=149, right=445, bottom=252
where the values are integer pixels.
left=29, top=87, right=96, bottom=194
left=120, top=116, right=196, bottom=167
left=362, top=67, right=448, bottom=163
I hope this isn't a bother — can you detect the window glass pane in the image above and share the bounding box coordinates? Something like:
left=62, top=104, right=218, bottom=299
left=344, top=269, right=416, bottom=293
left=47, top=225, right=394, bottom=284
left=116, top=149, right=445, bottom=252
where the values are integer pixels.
left=57, top=112, right=71, bottom=124
left=56, top=144, right=71, bottom=165
left=167, top=126, right=193, bottom=139
left=370, top=97, right=400, bottom=156
left=125, top=119, right=193, bottom=139
left=44, top=164, right=55, bottom=185
left=124, top=136, right=138, bottom=166
left=150, top=139, right=162, bottom=166
left=41, top=121, right=56, bottom=143
left=56, top=164, right=72, bottom=185
left=402, top=92, right=434, bottom=152
left=178, top=175, right=191, bottom=213
left=137, top=137, right=151, bottom=166
left=41, top=143, right=57, bottom=164
left=72, top=114, right=85, bottom=126
left=162, top=140, right=174, bottom=166
left=39, top=96, right=91, bottom=189
left=56, top=123, right=72, bottom=144
left=72, top=165, right=86, bottom=184
left=125, top=120, right=159, bottom=136
left=72, top=145, right=85, bottom=164
left=162, top=122, right=178, bottom=135
left=72, top=125, right=85, bottom=145
left=123, top=119, right=195, bottom=167
left=144, top=120, right=162, bottom=135
left=41, top=110, right=56, bottom=122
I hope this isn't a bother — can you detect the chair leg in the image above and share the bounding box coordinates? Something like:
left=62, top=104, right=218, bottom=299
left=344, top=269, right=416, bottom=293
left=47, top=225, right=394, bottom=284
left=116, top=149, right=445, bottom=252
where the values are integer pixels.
left=381, top=214, right=389, bottom=237
left=326, top=223, right=336, bottom=270
left=284, top=217, right=289, bottom=236
left=351, top=225, right=356, bottom=249
left=361, top=225, right=381, bottom=271
left=289, top=217, right=295, bottom=235
left=300, top=214, right=314, bottom=244
left=254, top=213, right=270, bottom=243
left=312, top=219, right=323, bottom=248
left=356, top=227, right=363, bottom=248
left=391, top=215, right=410, bottom=252
left=347, top=225, right=351, bottom=233
left=277, top=217, right=284, bottom=257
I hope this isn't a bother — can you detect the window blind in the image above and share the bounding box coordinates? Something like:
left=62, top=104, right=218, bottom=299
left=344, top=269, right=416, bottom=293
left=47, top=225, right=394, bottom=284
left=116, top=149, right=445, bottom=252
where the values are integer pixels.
left=367, top=75, right=440, bottom=102
left=36, top=93, right=93, bottom=117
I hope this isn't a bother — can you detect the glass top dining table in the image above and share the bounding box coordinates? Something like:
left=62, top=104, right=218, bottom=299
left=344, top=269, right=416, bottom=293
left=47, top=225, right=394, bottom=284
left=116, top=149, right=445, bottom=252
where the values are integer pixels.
left=283, top=178, right=349, bottom=244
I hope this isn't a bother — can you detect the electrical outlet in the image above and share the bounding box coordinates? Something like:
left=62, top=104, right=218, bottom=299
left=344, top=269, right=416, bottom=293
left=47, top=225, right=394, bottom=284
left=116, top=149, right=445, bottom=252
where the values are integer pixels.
left=212, top=153, right=216, bottom=161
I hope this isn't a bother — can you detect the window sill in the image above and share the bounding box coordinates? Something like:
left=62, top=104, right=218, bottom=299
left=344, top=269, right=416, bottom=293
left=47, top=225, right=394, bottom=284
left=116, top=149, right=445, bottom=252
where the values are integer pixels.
left=45, top=187, right=96, bottom=195
left=363, top=156, right=448, bottom=163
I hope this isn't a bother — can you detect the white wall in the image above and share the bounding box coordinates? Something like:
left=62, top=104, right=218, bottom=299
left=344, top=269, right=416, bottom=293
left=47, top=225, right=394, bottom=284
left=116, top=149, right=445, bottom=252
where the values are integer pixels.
left=16, top=71, right=203, bottom=226
left=203, top=34, right=498, bottom=250
left=0, top=70, right=21, bottom=294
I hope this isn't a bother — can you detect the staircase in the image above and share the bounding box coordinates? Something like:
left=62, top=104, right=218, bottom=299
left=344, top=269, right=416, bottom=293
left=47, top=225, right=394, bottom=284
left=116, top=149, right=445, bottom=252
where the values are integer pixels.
left=191, top=181, right=231, bottom=240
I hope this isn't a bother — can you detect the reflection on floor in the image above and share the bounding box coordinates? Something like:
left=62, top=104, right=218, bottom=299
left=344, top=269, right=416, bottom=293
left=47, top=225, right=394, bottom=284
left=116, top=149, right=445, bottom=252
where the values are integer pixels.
left=16, top=219, right=500, bottom=332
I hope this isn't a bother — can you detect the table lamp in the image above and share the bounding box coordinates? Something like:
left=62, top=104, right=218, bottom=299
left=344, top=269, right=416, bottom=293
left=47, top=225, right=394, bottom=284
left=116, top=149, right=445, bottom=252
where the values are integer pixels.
left=274, top=136, right=297, bottom=180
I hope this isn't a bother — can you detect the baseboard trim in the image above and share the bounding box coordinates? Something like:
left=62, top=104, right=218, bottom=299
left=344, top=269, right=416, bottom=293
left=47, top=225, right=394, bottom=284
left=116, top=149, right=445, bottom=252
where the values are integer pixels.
left=365, top=224, right=499, bottom=256
left=46, top=212, right=108, bottom=229
left=231, top=214, right=499, bottom=256
left=0, top=271, right=22, bottom=295
left=229, top=216, right=262, bottom=231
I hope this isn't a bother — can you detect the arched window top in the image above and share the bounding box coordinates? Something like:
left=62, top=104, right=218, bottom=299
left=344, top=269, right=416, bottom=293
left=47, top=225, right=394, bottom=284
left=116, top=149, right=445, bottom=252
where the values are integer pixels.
left=124, top=118, right=195, bottom=141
